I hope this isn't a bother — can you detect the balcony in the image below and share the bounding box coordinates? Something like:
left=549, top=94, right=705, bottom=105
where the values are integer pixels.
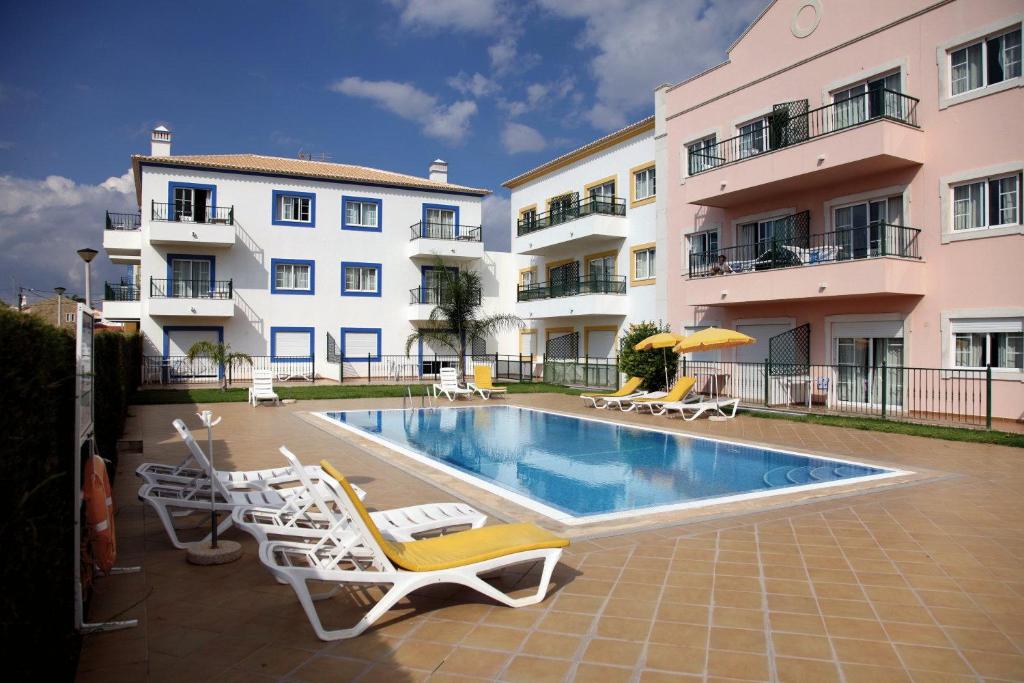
left=513, top=196, right=627, bottom=256
left=101, top=281, right=141, bottom=320
left=515, top=276, right=628, bottom=319
left=147, top=278, right=235, bottom=317
left=406, top=222, right=484, bottom=261
left=686, top=223, right=924, bottom=306
left=103, top=211, right=142, bottom=264
left=685, top=90, right=923, bottom=207
left=407, top=286, right=481, bottom=321
left=150, top=201, right=236, bottom=248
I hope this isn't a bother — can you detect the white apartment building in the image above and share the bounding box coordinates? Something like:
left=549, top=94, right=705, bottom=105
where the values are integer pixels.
left=503, top=117, right=659, bottom=359
left=101, top=127, right=518, bottom=381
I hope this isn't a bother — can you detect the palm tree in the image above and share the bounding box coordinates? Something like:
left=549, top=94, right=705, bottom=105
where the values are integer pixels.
left=405, top=263, right=523, bottom=382
left=186, top=341, right=252, bottom=390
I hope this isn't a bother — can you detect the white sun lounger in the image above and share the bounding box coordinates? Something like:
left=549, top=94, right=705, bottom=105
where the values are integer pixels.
left=659, top=397, right=740, bottom=420
left=233, top=447, right=486, bottom=545
left=249, top=369, right=280, bottom=407
left=260, top=460, right=569, bottom=641
left=432, top=367, right=473, bottom=401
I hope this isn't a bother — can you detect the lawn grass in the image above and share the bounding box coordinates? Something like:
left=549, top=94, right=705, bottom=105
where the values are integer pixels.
left=132, top=381, right=583, bottom=405
left=746, top=408, right=1024, bottom=448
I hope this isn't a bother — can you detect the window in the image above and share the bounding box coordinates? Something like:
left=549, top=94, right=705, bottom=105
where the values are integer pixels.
left=832, top=72, right=902, bottom=126
left=342, top=196, right=382, bottom=231
left=953, top=327, right=1023, bottom=369
left=341, top=327, right=381, bottom=361
left=272, top=190, right=315, bottom=227
left=270, top=327, right=314, bottom=362
left=341, top=262, right=381, bottom=297
left=588, top=180, right=616, bottom=199
left=519, top=207, right=537, bottom=228
left=634, top=166, right=656, bottom=202
left=519, top=268, right=535, bottom=287
left=687, top=135, right=718, bottom=175
left=65, top=312, right=75, bottom=323
left=952, top=174, right=1021, bottom=231
left=169, top=256, right=214, bottom=298
left=950, top=27, right=1021, bottom=96
left=271, top=259, right=314, bottom=295
left=632, top=245, right=656, bottom=283
left=587, top=254, right=615, bottom=281
left=168, top=183, right=216, bottom=223
left=737, top=118, right=768, bottom=158
left=833, top=195, right=904, bottom=258
left=423, top=205, right=458, bottom=240
left=688, top=230, right=719, bottom=272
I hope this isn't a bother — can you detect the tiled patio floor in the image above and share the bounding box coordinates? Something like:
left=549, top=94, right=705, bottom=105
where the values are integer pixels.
left=77, top=394, right=1024, bottom=682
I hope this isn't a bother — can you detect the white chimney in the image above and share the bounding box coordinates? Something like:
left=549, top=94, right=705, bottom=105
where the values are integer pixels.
left=429, top=158, right=448, bottom=183
left=151, top=125, right=172, bottom=156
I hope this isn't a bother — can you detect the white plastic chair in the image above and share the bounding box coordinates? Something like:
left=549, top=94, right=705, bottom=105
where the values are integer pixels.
left=249, top=369, right=280, bottom=406
left=260, top=461, right=568, bottom=641
left=233, top=447, right=486, bottom=546
left=661, top=397, right=740, bottom=421
left=432, top=367, right=473, bottom=401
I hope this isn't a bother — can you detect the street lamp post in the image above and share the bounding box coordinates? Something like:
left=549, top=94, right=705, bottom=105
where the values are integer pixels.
left=76, top=248, right=98, bottom=310
left=55, top=286, right=66, bottom=326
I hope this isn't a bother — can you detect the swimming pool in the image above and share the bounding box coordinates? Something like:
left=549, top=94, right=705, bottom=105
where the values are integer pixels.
left=318, top=406, right=906, bottom=524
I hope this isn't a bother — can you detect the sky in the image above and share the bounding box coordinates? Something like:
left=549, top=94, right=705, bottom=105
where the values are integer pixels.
left=0, top=0, right=766, bottom=306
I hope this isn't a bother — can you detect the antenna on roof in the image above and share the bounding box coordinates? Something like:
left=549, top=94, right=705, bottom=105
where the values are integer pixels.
left=297, top=149, right=331, bottom=162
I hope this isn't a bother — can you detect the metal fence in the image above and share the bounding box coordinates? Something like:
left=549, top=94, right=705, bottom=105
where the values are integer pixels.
left=517, top=275, right=627, bottom=301
left=517, top=195, right=626, bottom=235
left=543, top=357, right=619, bottom=389
left=409, top=221, right=482, bottom=241
left=151, top=201, right=234, bottom=224
left=678, top=359, right=991, bottom=427
left=142, top=355, right=315, bottom=385
left=330, top=353, right=535, bottom=383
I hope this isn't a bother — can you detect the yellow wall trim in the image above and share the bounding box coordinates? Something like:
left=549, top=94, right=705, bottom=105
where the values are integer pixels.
left=630, top=242, right=657, bottom=287
left=629, top=161, right=657, bottom=208
left=518, top=329, right=537, bottom=355
left=583, top=174, right=618, bottom=199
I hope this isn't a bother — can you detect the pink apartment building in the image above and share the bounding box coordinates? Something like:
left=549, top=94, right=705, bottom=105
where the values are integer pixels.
left=657, top=0, right=1023, bottom=422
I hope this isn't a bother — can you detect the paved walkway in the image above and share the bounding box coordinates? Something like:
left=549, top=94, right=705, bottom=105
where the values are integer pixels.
left=77, top=395, right=1024, bottom=682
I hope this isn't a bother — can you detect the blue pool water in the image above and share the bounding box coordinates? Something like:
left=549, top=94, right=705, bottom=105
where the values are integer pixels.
left=321, top=406, right=894, bottom=520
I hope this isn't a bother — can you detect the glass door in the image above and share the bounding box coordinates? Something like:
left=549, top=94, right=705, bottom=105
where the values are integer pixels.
left=425, top=207, right=456, bottom=239
left=423, top=267, right=453, bottom=304
left=835, top=336, right=903, bottom=407
left=171, top=258, right=210, bottom=298
left=587, top=255, right=614, bottom=292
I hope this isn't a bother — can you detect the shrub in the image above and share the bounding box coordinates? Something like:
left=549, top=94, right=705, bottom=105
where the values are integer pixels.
left=617, top=321, right=679, bottom=392
left=0, top=308, right=77, bottom=678
left=94, top=331, right=141, bottom=472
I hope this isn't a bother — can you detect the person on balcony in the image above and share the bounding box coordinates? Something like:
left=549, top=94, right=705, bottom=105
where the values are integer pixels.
left=710, top=255, right=733, bottom=275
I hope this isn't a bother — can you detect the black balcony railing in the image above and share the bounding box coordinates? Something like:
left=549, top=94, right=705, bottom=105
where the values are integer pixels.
left=105, top=211, right=141, bottom=231
left=687, top=89, right=920, bottom=176
left=151, top=201, right=234, bottom=225
left=409, top=221, right=482, bottom=241
left=149, top=277, right=233, bottom=299
left=104, top=281, right=140, bottom=301
left=517, top=275, right=627, bottom=301
left=517, top=196, right=626, bottom=236
left=409, top=286, right=482, bottom=306
left=688, top=223, right=921, bottom=278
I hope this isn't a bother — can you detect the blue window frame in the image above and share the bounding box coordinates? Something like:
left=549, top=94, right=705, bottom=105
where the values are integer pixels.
left=270, top=326, right=314, bottom=362
left=421, top=203, right=460, bottom=238
left=340, top=261, right=382, bottom=297
left=340, top=327, right=382, bottom=362
left=270, top=258, right=316, bottom=295
left=272, top=189, right=316, bottom=227
left=166, top=254, right=216, bottom=297
left=342, top=196, right=383, bottom=232
left=162, top=325, right=225, bottom=378
left=167, top=182, right=218, bottom=222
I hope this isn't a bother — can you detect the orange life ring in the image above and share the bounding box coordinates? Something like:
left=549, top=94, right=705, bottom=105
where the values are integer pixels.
left=84, top=454, right=117, bottom=573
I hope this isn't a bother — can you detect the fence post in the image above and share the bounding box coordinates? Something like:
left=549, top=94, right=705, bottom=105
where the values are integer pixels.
left=584, top=356, right=589, bottom=388
left=763, top=358, right=770, bottom=407
left=682, top=356, right=687, bottom=378
left=310, top=356, right=315, bottom=383
left=986, top=365, right=992, bottom=430
left=494, top=351, right=498, bottom=380
left=880, top=360, right=888, bottom=419
left=367, top=353, right=371, bottom=382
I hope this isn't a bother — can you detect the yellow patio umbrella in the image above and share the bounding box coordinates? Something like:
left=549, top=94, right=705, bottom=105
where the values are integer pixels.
left=673, top=328, right=757, bottom=400
left=633, top=332, right=687, bottom=387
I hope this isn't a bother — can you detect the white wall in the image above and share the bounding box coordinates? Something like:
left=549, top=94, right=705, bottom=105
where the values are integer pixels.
left=136, top=165, right=519, bottom=375
left=508, top=131, right=659, bottom=356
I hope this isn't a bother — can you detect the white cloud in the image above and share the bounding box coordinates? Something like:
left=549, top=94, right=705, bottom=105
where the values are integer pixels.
left=387, top=0, right=506, bottom=32
left=447, top=71, right=500, bottom=98
left=488, top=35, right=541, bottom=75
left=328, top=77, right=477, bottom=145
left=536, top=0, right=764, bottom=130
left=0, top=171, right=135, bottom=301
left=481, top=193, right=511, bottom=252
left=0, top=141, right=14, bottom=151
left=499, top=77, right=576, bottom=119
left=501, top=122, right=546, bottom=154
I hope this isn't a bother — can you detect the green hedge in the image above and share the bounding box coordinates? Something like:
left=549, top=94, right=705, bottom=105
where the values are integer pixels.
left=0, top=308, right=78, bottom=678
left=94, top=331, right=141, bottom=473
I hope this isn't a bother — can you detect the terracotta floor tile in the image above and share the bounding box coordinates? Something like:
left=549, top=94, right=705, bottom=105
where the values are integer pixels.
left=830, top=638, right=902, bottom=667
left=823, top=616, right=887, bottom=640
left=708, top=626, right=766, bottom=653
left=893, top=644, right=973, bottom=675
left=774, top=656, right=842, bottom=683
left=882, top=621, right=952, bottom=647
left=460, top=625, right=527, bottom=651
left=537, top=611, right=594, bottom=635
left=656, top=602, right=709, bottom=625
left=237, top=644, right=313, bottom=677
left=705, top=649, right=769, bottom=681
left=574, top=663, right=633, bottom=683
left=943, top=626, right=1019, bottom=654
left=840, top=663, right=913, bottom=683
left=639, top=670, right=702, bottom=683
left=712, top=607, right=765, bottom=630
left=500, top=655, right=571, bottom=683
left=288, top=655, right=368, bottom=682
left=595, top=615, right=651, bottom=641
left=960, top=649, right=1024, bottom=680
left=436, top=647, right=511, bottom=678
left=772, top=632, right=833, bottom=659
left=581, top=638, right=643, bottom=667
left=642, top=643, right=706, bottom=674
left=770, top=611, right=827, bottom=635
left=602, top=597, right=658, bottom=619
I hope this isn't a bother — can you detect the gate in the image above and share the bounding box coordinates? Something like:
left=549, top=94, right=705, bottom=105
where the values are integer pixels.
left=546, top=332, right=579, bottom=359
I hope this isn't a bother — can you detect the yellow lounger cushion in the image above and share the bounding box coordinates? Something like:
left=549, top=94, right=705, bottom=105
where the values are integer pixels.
left=473, top=366, right=507, bottom=392
left=632, top=376, right=696, bottom=404
left=320, top=460, right=569, bottom=572
left=580, top=376, right=643, bottom=399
